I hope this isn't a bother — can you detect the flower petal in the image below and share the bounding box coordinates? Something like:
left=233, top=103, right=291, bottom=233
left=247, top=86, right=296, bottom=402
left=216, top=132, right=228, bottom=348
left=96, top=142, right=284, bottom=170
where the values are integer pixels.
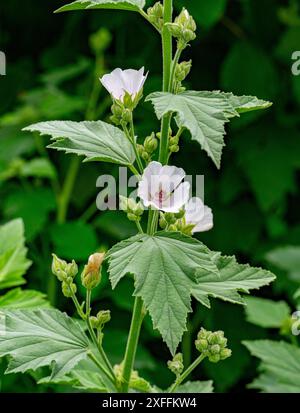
left=161, top=181, right=190, bottom=213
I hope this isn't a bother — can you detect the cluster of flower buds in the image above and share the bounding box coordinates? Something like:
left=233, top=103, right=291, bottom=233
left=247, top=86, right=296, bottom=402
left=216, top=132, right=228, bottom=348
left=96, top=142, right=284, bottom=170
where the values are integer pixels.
left=147, top=2, right=164, bottom=31
left=166, top=8, right=197, bottom=49
left=174, top=60, right=192, bottom=93
left=114, top=363, right=152, bottom=392
left=167, top=353, right=184, bottom=377
left=52, top=254, right=78, bottom=298
left=81, top=252, right=105, bottom=290
left=169, top=133, right=180, bottom=153
left=110, top=99, right=132, bottom=127
left=137, top=132, right=158, bottom=162
left=195, top=328, right=232, bottom=363
left=159, top=210, right=194, bottom=235
left=119, top=195, right=144, bottom=222
left=90, top=310, right=111, bottom=343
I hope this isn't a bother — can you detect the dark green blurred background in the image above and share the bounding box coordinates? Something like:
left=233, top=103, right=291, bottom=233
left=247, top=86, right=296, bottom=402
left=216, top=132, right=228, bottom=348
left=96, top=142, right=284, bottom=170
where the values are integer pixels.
left=0, top=0, right=300, bottom=393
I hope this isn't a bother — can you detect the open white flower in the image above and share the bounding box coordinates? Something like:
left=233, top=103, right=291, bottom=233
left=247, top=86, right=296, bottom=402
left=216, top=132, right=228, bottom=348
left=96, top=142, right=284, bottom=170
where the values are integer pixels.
left=185, top=197, right=213, bottom=233
left=138, top=161, right=190, bottom=213
left=100, top=67, right=147, bottom=102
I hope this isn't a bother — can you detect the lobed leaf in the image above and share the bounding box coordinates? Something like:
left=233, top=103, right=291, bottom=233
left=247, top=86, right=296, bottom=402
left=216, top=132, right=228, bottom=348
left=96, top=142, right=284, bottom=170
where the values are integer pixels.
left=23, top=120, right=135, bottom=166
left=0, top=219, right=32, bottom=290
left=55, top=0, right=145, bottom=13
left=0, top=288, right=50, bottom=309
left=146, top=91, right=271, bottom=168
left=243, top=296, right=290, bottom=328
left=0, top=309, right=90, bottom=379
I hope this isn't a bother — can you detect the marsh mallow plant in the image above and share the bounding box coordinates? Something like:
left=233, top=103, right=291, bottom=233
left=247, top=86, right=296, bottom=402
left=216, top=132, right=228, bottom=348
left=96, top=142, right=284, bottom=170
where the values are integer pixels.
left=0, top=0, right=276, bottom=393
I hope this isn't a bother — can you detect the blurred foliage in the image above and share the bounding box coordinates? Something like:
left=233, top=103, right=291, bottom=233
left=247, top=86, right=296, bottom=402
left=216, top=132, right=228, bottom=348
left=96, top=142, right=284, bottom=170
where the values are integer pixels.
left=0, top=0, right=300, bottom=392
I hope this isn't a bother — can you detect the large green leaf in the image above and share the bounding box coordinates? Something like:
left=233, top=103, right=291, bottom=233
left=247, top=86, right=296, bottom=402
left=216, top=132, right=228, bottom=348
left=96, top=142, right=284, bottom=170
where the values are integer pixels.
left=243, top=340, right=300, bottom=393
left=176, top=380, right=214, bottom=393
left=23, top=121, right=135, bottom=166
left=146, top=91, right=271, bottom=168
left=244, top=297, right=290, bottom=328
left=0, top=309, right=90, bottom=379
left=0, top=288, right=50, bottom=309
left=191, top=254, right=276, bottom=308
left=0, top=219, right=31, bottom=290
left=265, top=246, right=300, bottom=281
left=107, top=231, right=219, bottom=354
left=55, top=0, right=145, bottom=13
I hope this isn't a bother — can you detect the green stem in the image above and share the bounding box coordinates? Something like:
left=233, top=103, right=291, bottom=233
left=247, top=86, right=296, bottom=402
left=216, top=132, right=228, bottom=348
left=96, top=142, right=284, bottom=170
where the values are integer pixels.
left=159, top=0, right=173, bottom=165
left=120, top=296, right=145, bottom=392
left=85, top=289, right=116, bottom=381
left=88, top=351, right=115, bottom=385
left=57, top=156, right=80, bottom=224
left=135, top=221, right=144, bottom=234
left=169, top=354, right=206, bottom=393
left=169, top=47, right=183, bottom=92
left=123, top=124, right=144, bottom=174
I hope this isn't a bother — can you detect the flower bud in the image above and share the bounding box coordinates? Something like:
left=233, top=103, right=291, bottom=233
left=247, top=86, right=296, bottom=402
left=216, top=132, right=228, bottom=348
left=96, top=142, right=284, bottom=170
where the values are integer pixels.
left=167, top=353, right=184, bottom=376
left=169, top=144, right=179, bottom=153
left=166, top=8, right=197, bottom=48
left=174, top=209, right=185, bottom=219
left=208, top=354, right=221, bottom=363
left=176, top=9, right=197, bottom=32
left=144, top=133, right=158, bottom=154
left=195, top=328, right=231, bottom=363
left=81, top=252, right=105, bottom=290
left=66, top=260, right=78, bottom=278
left=97, top=310, right=111, bottom=326
left=90, top=316, right=99, bottom=329
left=175, top=60, right=192, bottom=82
left=168, top=224, right=178, bottom=232
left=147, top=2, right=164, bottom=31
left=141, top=151, right=150, bottom=161
left=62, top=281, right=77, bottom=298
left=220, top=348, right=232, bottom=360
left=164, top=213, right=177, bottom=225
left=159, top=213, right=167, bottom=229
left=127, top=212, right=139, bottom=222
left=51, top=254, right=68, bottom=281
left=137, top=144, right=144, bottom=156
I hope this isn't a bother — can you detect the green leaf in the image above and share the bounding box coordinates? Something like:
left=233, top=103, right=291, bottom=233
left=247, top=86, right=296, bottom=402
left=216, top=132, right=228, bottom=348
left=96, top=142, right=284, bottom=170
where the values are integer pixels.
left=265, top=246, right=300, bottom=281
left=243, top=340, right=300, bottom=393
left=0, top=309, right=90, bottom=379
left=55, top=0, right=145, bottom=13
left=244, top=297, right=290, bottom=328
left=0, top=288, right=50, bottom=309
left=176, top=380, right=214, bottom=393
left=107, top=231, right=219, bottom=354
left=23, top=121, right=135, bottom=166
left=191, top=254, right=276, bottom=308
left=50, top=221, right=98, bottom=261
left=0, top=219, right=31, bottom=290
left=146, top=91, right=270, bottom=168
left=20, top=158, right=57, bottom=180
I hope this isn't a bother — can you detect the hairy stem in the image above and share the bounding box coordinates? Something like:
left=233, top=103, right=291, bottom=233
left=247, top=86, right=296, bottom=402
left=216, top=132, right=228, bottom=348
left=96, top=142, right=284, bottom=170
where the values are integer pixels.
left=169, top=353, right=206, bottom=392
left=159, top=0, right=173, bottom=165
left=120, top=296, right=145, bottom=392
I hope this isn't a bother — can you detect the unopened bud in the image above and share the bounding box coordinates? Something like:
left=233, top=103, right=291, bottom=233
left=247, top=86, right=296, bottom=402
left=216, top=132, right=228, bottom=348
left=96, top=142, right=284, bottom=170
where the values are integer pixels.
left=147, top=2, right=164, bottom=30
left=167, top=353, right=184, bottom=376
left=175, top=60, right=192, bottom=82
left=164, top=213, right=177, bottom=225
left=144, top=133, right=158, bottom=153
left=174, top=209, right=185, bottom=219
left=81, top=253, right=105, bottom=290
left=168, top=224, right=178, bottom=232
left=97, top=310, right=111, bottom=326
left=220, top=348, right=232, bottom=360
left=51, top=254, right=67, bottom=281
left=62, top=281, right=77, bottom=298
left=169, top=144, right=179, bottom=153
left=159, top=213, right=167, bottom=229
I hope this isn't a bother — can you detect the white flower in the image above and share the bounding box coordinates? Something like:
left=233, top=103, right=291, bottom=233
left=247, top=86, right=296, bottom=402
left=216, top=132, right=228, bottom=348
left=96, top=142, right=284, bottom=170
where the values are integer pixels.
left=185, top=197, right=213, bottom=233
left=138, top=161, right=190, bottom=213
left=100, top=67, right=147, bottom=102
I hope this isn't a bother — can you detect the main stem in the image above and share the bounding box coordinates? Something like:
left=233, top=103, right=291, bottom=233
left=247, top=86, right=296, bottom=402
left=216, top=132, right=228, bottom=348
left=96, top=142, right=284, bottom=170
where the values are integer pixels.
left=120, top=296, right=144, bottom=392
left=158, top=0, right=173, bottom=165
left=120, top=0, right=174, bottom=392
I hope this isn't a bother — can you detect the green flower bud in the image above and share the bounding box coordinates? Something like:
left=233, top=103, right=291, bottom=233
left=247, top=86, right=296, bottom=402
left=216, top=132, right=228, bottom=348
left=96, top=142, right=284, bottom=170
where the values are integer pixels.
left=208, top=354, right=221, bottom=363
left=167, top=353, right=184, bottom=376
left=62, top=281, right=77, bottom=298
left=121, top=108, right=132, bottom=124
left=144, top=133, right=158, bottom=153
left=176, top=9, right=197, bottom=32
left=165, top=23, right=182, bottom=38
left=127, top=212, right=139, bottom=222
left=90, top=316, right=99, bottom=329
left=195, top=338, right=209, bottom=352
left=159, top=213, right=167, bottom=229
left=147, top=2, right=164, bottom=30
left=175, top=60, right=192, bottom=82
left=220, top=348, right=232, bottom=360
left=169, top=144, right=180, bottom=153
left=168, top=224, right=178, bottom=232
left=141, top=151, right=150, bottom=161
left=164, top=213, right=177, bottom=225
left=81, top=253, right=105, bottom=290
left=51, top=254, right=68, bottom=281
left=137, top=144, right=144, bottom=156
left=169, top=136, right=179, bottom=146
left=66, top=260, right=78, bottom=278
left=97, top=310, right=111, bottom=326
left=210, top=344, right=221, bottom=355
left=134, top=202, right=144, bottom=217
left=119, top=195, right=129, bottom=212
left=174, top=209, right=185, bottom=219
